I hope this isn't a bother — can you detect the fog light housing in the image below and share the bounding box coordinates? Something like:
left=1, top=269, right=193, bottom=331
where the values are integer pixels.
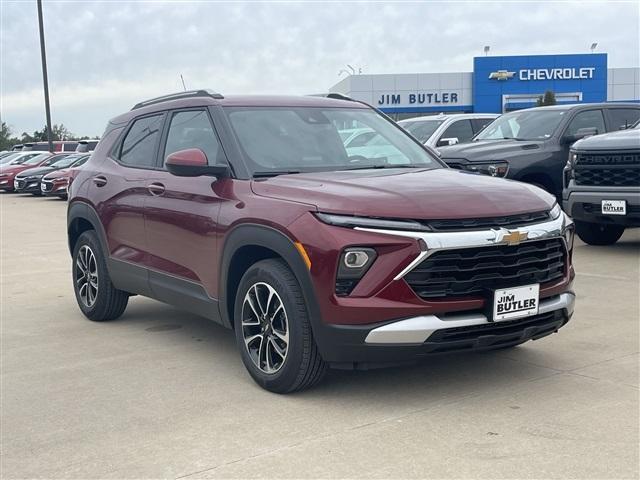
left=344, top=250, right=370, bottom=268
left=335, top=247, right=377, bottom=296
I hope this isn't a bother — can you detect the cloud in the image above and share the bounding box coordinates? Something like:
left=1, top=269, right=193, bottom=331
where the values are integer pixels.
left=1, top=1, right=638, bottom=136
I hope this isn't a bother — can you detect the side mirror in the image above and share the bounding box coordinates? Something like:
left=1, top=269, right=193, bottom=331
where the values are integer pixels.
left=165, top=148, right=229, bottom=177
left=437, top=137, right=459, bottom=147
left=563, top=127, right=598, bottom=144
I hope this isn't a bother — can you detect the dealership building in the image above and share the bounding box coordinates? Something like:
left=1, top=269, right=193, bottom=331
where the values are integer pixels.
left=329, top=53, right=640, bottom=119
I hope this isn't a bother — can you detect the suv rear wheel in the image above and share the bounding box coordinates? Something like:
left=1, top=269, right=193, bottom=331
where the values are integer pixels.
left=234, top=259, right=327, bottom=393
left=72, top=231, right=129, bottom=321
left=575, top=221, right=625, bottom=245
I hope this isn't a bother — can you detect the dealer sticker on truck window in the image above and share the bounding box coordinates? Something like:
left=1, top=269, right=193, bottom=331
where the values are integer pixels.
left=601, top=200, right=626, bottom=216
left=493, top=284, right=540, bottom=322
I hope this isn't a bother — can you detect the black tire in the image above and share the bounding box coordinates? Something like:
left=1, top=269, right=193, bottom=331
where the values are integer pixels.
left=575, top=220, right=624, bottom=246
left=72, top=230, right=129, bottom=321
left=234, top=258, right=327, bottom=393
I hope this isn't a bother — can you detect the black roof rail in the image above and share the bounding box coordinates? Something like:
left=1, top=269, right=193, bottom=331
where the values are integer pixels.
left=308, top=92, right=356, bottom=102
left=131, top=89, right=224, bottom=110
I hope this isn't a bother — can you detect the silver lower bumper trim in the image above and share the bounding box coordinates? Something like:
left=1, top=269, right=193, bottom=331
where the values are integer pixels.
left=364, top=292, right=575, bottom=345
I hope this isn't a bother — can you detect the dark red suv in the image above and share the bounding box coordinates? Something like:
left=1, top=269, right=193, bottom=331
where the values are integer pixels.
left=68, top=90, right=576, bottom=392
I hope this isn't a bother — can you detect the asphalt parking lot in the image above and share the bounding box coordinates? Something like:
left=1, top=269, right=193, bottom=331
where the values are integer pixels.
left=1, top=193, right=638, bottom=479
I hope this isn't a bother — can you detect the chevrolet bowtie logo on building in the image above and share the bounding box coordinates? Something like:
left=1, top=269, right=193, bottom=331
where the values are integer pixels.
left=488, top=70, right=516, bottom=81
left=493, top=228, right=529, bottom=245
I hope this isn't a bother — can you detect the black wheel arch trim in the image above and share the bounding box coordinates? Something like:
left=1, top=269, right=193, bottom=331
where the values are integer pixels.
left=219, top=223, right=326, bottom=348
left=67, top=201, right=109, bottom=257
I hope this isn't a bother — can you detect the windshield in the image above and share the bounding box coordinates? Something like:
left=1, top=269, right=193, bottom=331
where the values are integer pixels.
left=0, top=153, right=23, bottom=165
left=225, top=107, right=441, bottom=175
left=475, top=109, right=568, bottom=141
left=399, top=119, right=445, bottom=143
left=51, top=155, right=84, bottom=168
left=21, top=153, right=51, bottom=165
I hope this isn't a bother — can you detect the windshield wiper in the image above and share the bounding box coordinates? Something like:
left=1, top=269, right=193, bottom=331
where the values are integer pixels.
left=343, top=164, right=429, bottom=171
left=252, top=170, right=301, bottom=178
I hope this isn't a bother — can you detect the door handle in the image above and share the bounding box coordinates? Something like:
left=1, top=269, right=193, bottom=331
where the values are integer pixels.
left=92, top=175, right=107, bottom=187
left=147, top=182, right=165, bottom=196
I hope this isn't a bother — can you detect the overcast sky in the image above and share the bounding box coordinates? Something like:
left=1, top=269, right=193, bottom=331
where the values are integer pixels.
left=1, top=1, right=638, bottom=137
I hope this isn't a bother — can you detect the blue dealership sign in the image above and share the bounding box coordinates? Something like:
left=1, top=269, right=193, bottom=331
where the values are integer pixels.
left=473, top=53, right=608, bottom=113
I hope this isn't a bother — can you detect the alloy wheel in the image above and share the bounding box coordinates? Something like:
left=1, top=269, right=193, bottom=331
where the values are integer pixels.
left=241, top=282, right=289, bottom=374
left=76, top=245, right=98, bottom=308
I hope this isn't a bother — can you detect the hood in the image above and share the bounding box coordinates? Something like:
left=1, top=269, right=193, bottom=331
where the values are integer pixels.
left=16, top=166, right=54, bottom=178
left=43, top=168, right=71, bottom=180
left=573, top=128, right=640, bottom=150
left=251, top=168, right=555, bottom=219
left=0, top=163, right=39, bottom=175
left=438, top=139, right=544, bottom=161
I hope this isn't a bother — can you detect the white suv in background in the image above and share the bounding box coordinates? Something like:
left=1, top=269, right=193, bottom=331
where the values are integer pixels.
left=398, top=113, right=499, bottom=148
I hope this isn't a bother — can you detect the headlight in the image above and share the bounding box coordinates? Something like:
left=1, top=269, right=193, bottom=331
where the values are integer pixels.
left=549, top=203, right=562, bottom=220
left=564, top=152, right=577, bottom=187
left=315, top=212, right=431, bottom=232
left=563, top=224, right=575, bottom=252
left=464, top=161, right=509, bottom=177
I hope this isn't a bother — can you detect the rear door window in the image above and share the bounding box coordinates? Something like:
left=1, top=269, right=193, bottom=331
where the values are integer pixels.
left=440, top=120, right=474, bottom=144
left=119, top=114, right=164, bottom=168
left=607, top=108, right=640, bottom=131
left=471, top=118, right=495, bottom=134
left=565, top=110, right=606, bottom=137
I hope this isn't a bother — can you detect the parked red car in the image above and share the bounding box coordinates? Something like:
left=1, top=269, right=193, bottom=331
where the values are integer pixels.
left=68, top=91, right=576, bottom=393
left=40, top=154, right=90, bottom=199
left=0, top=153, right=69, bottom=192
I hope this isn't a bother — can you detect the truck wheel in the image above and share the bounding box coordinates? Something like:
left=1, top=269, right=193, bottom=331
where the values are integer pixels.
left=72, top=231, right=129, bottom=321
left=575, top=221, right=625, bottom=245
left=234, top=259, right=327, bottom=393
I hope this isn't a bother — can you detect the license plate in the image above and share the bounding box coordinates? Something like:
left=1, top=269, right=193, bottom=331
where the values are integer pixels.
left=493, top=284, right=540, bottom=321
left=601, top=200, right=626, bottom=216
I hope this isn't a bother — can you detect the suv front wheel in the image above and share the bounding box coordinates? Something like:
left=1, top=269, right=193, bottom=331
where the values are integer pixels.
left=575, top=221, right=625, bottom=245
left=234, top=259, right=327, bottom=393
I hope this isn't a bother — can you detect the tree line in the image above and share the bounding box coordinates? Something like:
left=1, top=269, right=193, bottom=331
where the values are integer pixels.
left=0, top=121, right=99, bottom=151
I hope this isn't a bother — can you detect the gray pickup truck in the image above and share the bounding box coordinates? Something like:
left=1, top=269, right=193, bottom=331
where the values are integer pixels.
left=563, top=123, right=640, bottom=245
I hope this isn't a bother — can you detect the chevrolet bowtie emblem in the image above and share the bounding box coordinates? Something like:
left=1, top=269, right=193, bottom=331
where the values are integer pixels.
left=502, top=230, right=528, bottom=246
left=488, top=70, right=516, bottom=81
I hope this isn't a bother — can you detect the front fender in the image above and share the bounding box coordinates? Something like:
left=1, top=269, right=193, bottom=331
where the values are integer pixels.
left=218, top=223, right=322, bottom=332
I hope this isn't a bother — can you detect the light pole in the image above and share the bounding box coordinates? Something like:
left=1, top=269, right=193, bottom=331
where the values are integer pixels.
left=590, top=42, right=598, bottom=53
left=484, top=46, right=490, bottom=56
left=37, top=0, right=53, bottom=152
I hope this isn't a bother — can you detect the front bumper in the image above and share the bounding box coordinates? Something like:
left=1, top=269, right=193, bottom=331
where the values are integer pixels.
left=41, top=180, right=68, bottom=197
left=318, top=293, right=574, bottom=366
left=14, top=178, right=42, bottom=193
left=301, top=209, right=575, bottom=366
left=563, top=186, right=640, bottom=227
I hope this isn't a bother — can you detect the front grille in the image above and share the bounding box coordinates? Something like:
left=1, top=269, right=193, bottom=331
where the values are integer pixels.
left=15, top=180, right=25, bottom=189
left=422, top=310, right=567, bottom=353
left=405, top=238, right=566, bottom=300
left=424, top=211, right=550, bottom=231
left=575, top=151, right=640, bottom=187
left=576, top=152, right=640, bottom=166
